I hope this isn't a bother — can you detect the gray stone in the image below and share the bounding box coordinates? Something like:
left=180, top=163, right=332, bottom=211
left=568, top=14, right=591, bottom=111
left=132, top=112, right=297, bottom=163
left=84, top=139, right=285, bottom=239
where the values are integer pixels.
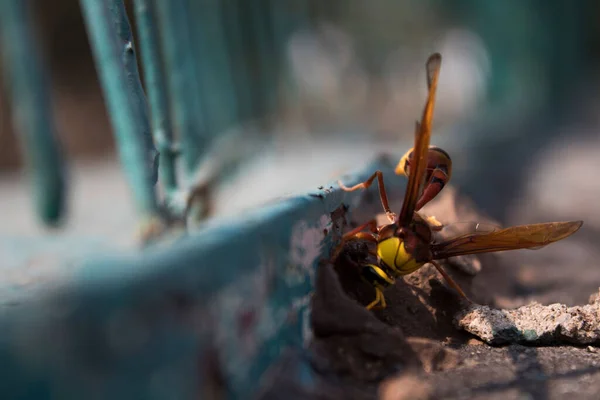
left=455, top=289, right=600, bottom=345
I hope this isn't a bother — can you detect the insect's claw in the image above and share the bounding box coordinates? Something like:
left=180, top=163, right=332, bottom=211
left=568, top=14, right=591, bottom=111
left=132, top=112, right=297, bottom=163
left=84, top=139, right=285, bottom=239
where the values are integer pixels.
left=380, top=293, right=387, bottom=309
left=337, top=179, right=352, bottom=191
left=366, top=301, right=377, bottom=310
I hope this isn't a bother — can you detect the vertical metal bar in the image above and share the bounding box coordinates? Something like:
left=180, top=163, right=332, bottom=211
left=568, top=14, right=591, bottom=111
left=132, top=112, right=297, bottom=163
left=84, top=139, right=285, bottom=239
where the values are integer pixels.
left=187, top=0, right=238, bottom=136
left=209, top=0, right=240, bottom=131
left=132, top=0, right=178, bottom=193
left=153, top=0, right=207, bottom=178
left=245, top=0, right=274, bottom=121
left=220, top=0, right=252, bottom=123
left=79, top=0, right=159, bottom=220
left=0, top=0, right=66, bottom=225
left=268, top=0, right=292, bottom=104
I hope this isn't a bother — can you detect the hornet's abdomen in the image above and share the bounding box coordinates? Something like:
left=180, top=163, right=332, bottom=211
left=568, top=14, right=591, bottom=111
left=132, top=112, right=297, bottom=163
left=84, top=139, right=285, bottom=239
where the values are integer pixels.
left=377, top=237, right=424, bottom=275
left=396, top=146, right=452, bottom=210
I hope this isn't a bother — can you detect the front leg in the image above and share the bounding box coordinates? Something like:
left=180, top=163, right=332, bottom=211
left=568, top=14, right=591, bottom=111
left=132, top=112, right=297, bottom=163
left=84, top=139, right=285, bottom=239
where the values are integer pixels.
left=338, top=171, right=396, bottom=223
left=361, top=264, right=395, bottom=310
left=366, top=287, right=386, bottom=310
left=330, top=220, right=379, bottom=262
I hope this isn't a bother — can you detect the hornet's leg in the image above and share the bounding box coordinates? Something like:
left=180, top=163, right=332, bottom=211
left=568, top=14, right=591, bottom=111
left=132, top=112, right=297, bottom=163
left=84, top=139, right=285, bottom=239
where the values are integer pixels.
left=331, top=223, right=378, bottom=262
left=343, top=219, right=378, bottom=240
left=378, top=289, right=387, bottom=309
left=362, top=265, right=394, bottom=310
left=366, top=287, right=385, bottom=310
left=346, top=232, right=378, bottom=243
left=430, top=260, right=472, bottom=303
left=338, top=171, right=396, bottom=223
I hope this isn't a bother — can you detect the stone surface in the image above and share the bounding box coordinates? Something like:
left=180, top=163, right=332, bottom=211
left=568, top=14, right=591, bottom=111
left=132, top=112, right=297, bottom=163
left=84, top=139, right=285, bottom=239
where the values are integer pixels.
left=430, top=344, right=600, bottom=400
left=287, top=182, right=600, bottom=399
left=456, top=290, right=600, bottom=345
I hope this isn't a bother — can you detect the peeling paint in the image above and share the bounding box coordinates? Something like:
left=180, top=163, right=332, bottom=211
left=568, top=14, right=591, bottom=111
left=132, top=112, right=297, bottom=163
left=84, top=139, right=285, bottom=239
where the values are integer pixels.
left=0, top=158, right=403, bottom=399
left=289, top=214, right=331, bottom=286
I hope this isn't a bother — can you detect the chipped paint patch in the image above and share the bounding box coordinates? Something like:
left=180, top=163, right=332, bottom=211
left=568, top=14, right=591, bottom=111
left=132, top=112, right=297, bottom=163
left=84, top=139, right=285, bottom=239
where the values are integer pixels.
left=290, top=215, right=331, bottom=281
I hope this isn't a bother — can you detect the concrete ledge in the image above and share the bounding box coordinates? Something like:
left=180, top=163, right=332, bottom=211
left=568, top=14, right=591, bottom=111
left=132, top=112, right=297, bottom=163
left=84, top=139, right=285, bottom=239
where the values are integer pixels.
left=0, top=155, right=406, bottom=399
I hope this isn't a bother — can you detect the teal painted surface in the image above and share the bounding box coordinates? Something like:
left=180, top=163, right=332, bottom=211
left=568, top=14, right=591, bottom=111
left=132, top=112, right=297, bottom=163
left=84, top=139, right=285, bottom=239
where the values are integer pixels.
left=0, top=157, right=405, bottom=399
left=153, top=0, right=207, bottom=176
left=133, top=0, right=178, bottom=194
left=186, top=0, right=239, bottom=140
left=0, top=0, right=66, bottom=225
left=79, top=0, right=159, bottom=220
left=220, top=1, right=253, bottom=124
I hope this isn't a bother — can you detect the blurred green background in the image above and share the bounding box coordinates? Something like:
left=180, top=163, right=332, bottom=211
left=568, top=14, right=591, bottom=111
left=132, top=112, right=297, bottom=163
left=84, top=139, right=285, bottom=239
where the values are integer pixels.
left=1, top=0, right=599, bottom=232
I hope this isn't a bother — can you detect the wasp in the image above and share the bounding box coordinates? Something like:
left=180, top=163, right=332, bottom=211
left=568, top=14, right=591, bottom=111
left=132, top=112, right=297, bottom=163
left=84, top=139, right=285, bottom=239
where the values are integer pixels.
left=336, top=53, right=583, bottom=310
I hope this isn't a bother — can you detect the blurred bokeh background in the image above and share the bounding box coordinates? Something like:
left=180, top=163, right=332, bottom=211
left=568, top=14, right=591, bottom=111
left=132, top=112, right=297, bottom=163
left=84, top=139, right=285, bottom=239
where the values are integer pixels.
left=1, top=0, right=599, bottom=250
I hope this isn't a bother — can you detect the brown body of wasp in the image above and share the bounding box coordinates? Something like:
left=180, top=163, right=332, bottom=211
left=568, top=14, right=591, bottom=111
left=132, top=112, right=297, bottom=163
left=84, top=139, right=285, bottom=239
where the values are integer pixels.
left=334, top=52, right=582, bottom=310
left=340, top=199, right=449, bottom=310
left=357, top=217, right=435, bottom=308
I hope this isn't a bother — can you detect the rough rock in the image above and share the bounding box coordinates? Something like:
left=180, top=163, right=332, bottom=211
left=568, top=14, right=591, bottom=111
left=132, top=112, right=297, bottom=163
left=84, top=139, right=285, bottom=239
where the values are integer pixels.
left=456, top=289, right=600, bottom=345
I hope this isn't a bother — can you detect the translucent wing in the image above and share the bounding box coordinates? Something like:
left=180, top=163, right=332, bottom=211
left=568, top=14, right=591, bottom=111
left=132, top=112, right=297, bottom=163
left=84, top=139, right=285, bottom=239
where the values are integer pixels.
left=430, top=221, right=583, bottom=259
left=398, top=53, right=442, bottom=227
left=436, top=221, right=501, bottom=238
